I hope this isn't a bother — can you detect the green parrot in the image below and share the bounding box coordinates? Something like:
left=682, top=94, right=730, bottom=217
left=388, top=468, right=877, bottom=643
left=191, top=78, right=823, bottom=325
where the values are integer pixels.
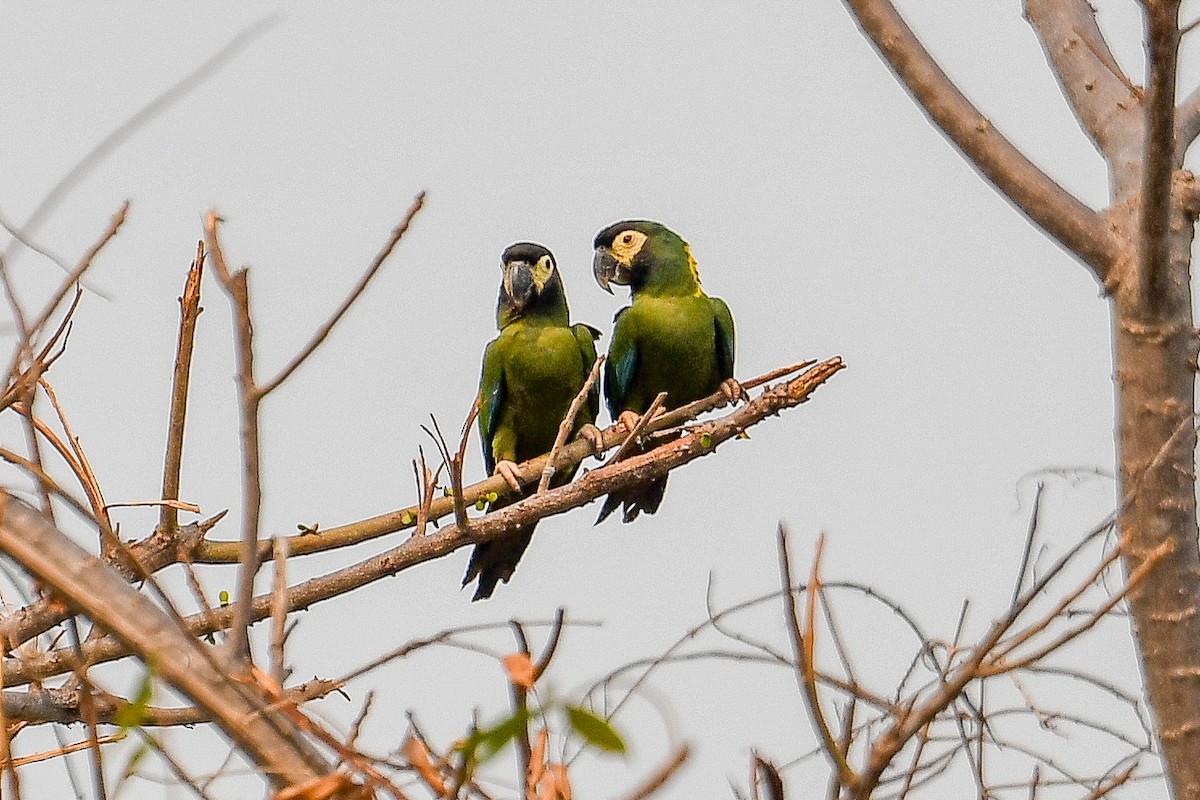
left=464, top=242, right=602, bottom=600
left=592, top=220, right=741, bottom=523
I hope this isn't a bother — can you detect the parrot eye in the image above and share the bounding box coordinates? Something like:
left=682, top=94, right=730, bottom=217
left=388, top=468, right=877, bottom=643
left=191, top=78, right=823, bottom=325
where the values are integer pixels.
left=610, top=229, right=648, bottom=262
left=531, top=254, right=555, bottom=291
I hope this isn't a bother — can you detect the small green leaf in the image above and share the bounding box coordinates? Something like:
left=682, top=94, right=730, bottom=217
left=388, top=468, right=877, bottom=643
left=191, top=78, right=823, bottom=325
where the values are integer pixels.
left=114, top=669, right=154, bottom=730
left=218, top=590, right=230, bottom=605
left=457, top=709, right=531, bottom=764
left=737, top=431, right=751, bottom=440
left=475, top=498, right=487, bottom=511
left=565, top=705, right=626, bottom=754
left=699, top=432, right=714, bottom=449
left=443, top=487, right=454, bottom=497
left=487, top=491, right=499, bottom=503
left=401, top=510, right=415, bottom=526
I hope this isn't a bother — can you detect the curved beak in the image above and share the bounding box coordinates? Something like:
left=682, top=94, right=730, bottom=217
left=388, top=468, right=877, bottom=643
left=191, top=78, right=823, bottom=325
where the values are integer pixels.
left=593, top=247, right=631, bottom=294
left=503, top=260, right=536, bottom=311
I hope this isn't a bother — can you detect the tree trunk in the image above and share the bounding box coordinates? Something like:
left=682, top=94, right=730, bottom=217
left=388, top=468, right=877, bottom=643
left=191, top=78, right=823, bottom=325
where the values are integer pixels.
left=1112, top=193, right=1200, bottom=799
left=839, top=0, right=1200, bottom=796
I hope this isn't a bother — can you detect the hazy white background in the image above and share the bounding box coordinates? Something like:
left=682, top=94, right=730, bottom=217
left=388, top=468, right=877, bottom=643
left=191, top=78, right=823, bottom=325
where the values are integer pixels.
left=1, top=2, right=1188, bottom=797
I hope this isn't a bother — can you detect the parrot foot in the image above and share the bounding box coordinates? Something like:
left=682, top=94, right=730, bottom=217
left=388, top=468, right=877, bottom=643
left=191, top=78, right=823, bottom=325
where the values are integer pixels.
left=617, top=410, right=642, bottom=432
left=577, top=423, right=605, bottom=456
left=719, top=378, right=746, bottom=406
left=494, top=460, right=523, bottom=493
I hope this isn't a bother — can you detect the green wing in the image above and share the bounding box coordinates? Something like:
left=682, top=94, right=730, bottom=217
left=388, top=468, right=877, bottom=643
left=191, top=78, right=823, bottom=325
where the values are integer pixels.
left=477, top=339, right=507, bottom=475
left=710, top=296, right=736, bottom=381
left=604, top=308, right=638, bottom=419
left=573, top=323, right=602, bottom=424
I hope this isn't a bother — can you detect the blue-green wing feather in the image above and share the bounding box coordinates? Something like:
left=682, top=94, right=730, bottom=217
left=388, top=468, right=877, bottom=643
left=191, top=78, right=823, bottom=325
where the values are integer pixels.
left=477, top=340, right=506, bottom=475
left=573, top=323, right=602, bottom=424
left=604, top=308, right=638, bottom=420
left=710, top=296, right=736, bottom=381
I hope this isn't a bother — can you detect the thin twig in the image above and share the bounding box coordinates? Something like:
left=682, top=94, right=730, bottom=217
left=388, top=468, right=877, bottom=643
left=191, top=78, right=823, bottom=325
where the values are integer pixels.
left=779, top=527, right=857, bottom=791
left=38, top=379, right=115, bottom=552
left=191, top=357, right=838, bottom=563
left=204, top=210, right=262, bottom=665
left=257, top=191, right=426, bottom=396
left=424, top=416, right=468, bottom=528
left=0, top=447, right=95, bottom=522
left=986, top=537, right=1171, bottom=675
left=605, top=392, right=667, bottom=467
left=24, top=202, right=127, bottom=348
left=616, top=744, right=690, bottom=800
left=508, top=620, right=534, bottom=794
left=161, top=240, right=205, bottom=533
left=271, top=535, right=290, bottom=685
left=1011, top=481, right=1044, bottom=609
left=532, top=608, right=566, bottom=681
left=539, top=355, right=604, bottom=493
left=1, top=15, right=278, bottom=263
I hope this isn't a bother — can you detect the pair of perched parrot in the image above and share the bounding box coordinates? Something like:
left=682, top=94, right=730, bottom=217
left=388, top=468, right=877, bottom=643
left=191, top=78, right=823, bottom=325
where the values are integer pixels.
left=463, top=220, right=741, bottom=600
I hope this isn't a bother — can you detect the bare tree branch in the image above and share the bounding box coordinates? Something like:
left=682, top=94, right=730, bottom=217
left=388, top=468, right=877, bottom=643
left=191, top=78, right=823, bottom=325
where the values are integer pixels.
left=0, top=15, right=278, bottom=265
left=161, top=241, right=205, bottom=534
left=24, top=202, right=128, bottom=349
left=840, top=0, right=1118, bottom=282
left=3, top=358, right=845, bottom=687
left=0, top=494, right=330, bottom=790
left=191, top=358, right=819, bottom=564
left=1024, top=0, right=1141, bottom=159
left=1139, top=0, right=1182, bottom=311
left=1174, top=83, right=1200, bottom=150
left=258, top=191, right=426, bottom=397
left=203, top=210, right=262, bottom=664
left=778, top=528, right=857, bottom=792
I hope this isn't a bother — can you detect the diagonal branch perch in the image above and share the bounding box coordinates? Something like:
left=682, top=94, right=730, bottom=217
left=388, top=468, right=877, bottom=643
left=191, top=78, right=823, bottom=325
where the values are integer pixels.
left=4, top=357, right=845, bottom=687
left=192, top=358, right=822, bottom=564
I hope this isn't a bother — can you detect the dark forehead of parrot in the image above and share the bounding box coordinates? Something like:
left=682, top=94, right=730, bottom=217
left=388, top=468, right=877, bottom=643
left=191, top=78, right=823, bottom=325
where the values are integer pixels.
left=593, top=220, right=665, bottom=248
left=502, top=242, right=554, bottom=264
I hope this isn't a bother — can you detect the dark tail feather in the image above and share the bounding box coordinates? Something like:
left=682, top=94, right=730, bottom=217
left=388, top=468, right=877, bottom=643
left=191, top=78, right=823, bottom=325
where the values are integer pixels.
left=463, top=525, right=535, bottom=601
left=594, top=475, right=667, bottom=524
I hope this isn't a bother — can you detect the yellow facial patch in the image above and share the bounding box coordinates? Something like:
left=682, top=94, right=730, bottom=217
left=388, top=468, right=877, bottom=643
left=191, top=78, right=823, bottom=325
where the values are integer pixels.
left=532, top=254, right=554, bottom=291
left=684, top=244, right=703, bottom=296
left=609, top=230, right=648, bottom=266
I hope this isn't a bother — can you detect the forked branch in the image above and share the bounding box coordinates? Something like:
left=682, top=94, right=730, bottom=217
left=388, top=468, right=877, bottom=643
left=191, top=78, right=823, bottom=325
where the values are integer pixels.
left=840, top=0, right=1119, bottom=281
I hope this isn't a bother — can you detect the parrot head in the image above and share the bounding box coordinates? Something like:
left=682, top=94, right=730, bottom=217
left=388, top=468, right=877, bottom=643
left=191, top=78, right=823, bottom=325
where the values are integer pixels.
left=593, top=220, right=699, bottom=296
left=497, top=242, right=566, bottom=327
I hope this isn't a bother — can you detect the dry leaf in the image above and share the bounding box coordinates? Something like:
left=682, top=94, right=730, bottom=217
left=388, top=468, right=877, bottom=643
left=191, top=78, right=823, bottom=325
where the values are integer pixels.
left=538, top=763, right=572, bottom=800
left=403, top=733, right=447, bottom=796
left=526, top=728, right=549, bottom=798
left=503, top=652, right=536, bottom=690
left=273, top=771, right=358, bottom=800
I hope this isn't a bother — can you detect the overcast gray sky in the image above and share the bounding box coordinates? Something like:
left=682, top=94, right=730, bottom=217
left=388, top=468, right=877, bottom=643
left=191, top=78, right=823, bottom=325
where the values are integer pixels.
left=1, top=2, right=1189, bottom=797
